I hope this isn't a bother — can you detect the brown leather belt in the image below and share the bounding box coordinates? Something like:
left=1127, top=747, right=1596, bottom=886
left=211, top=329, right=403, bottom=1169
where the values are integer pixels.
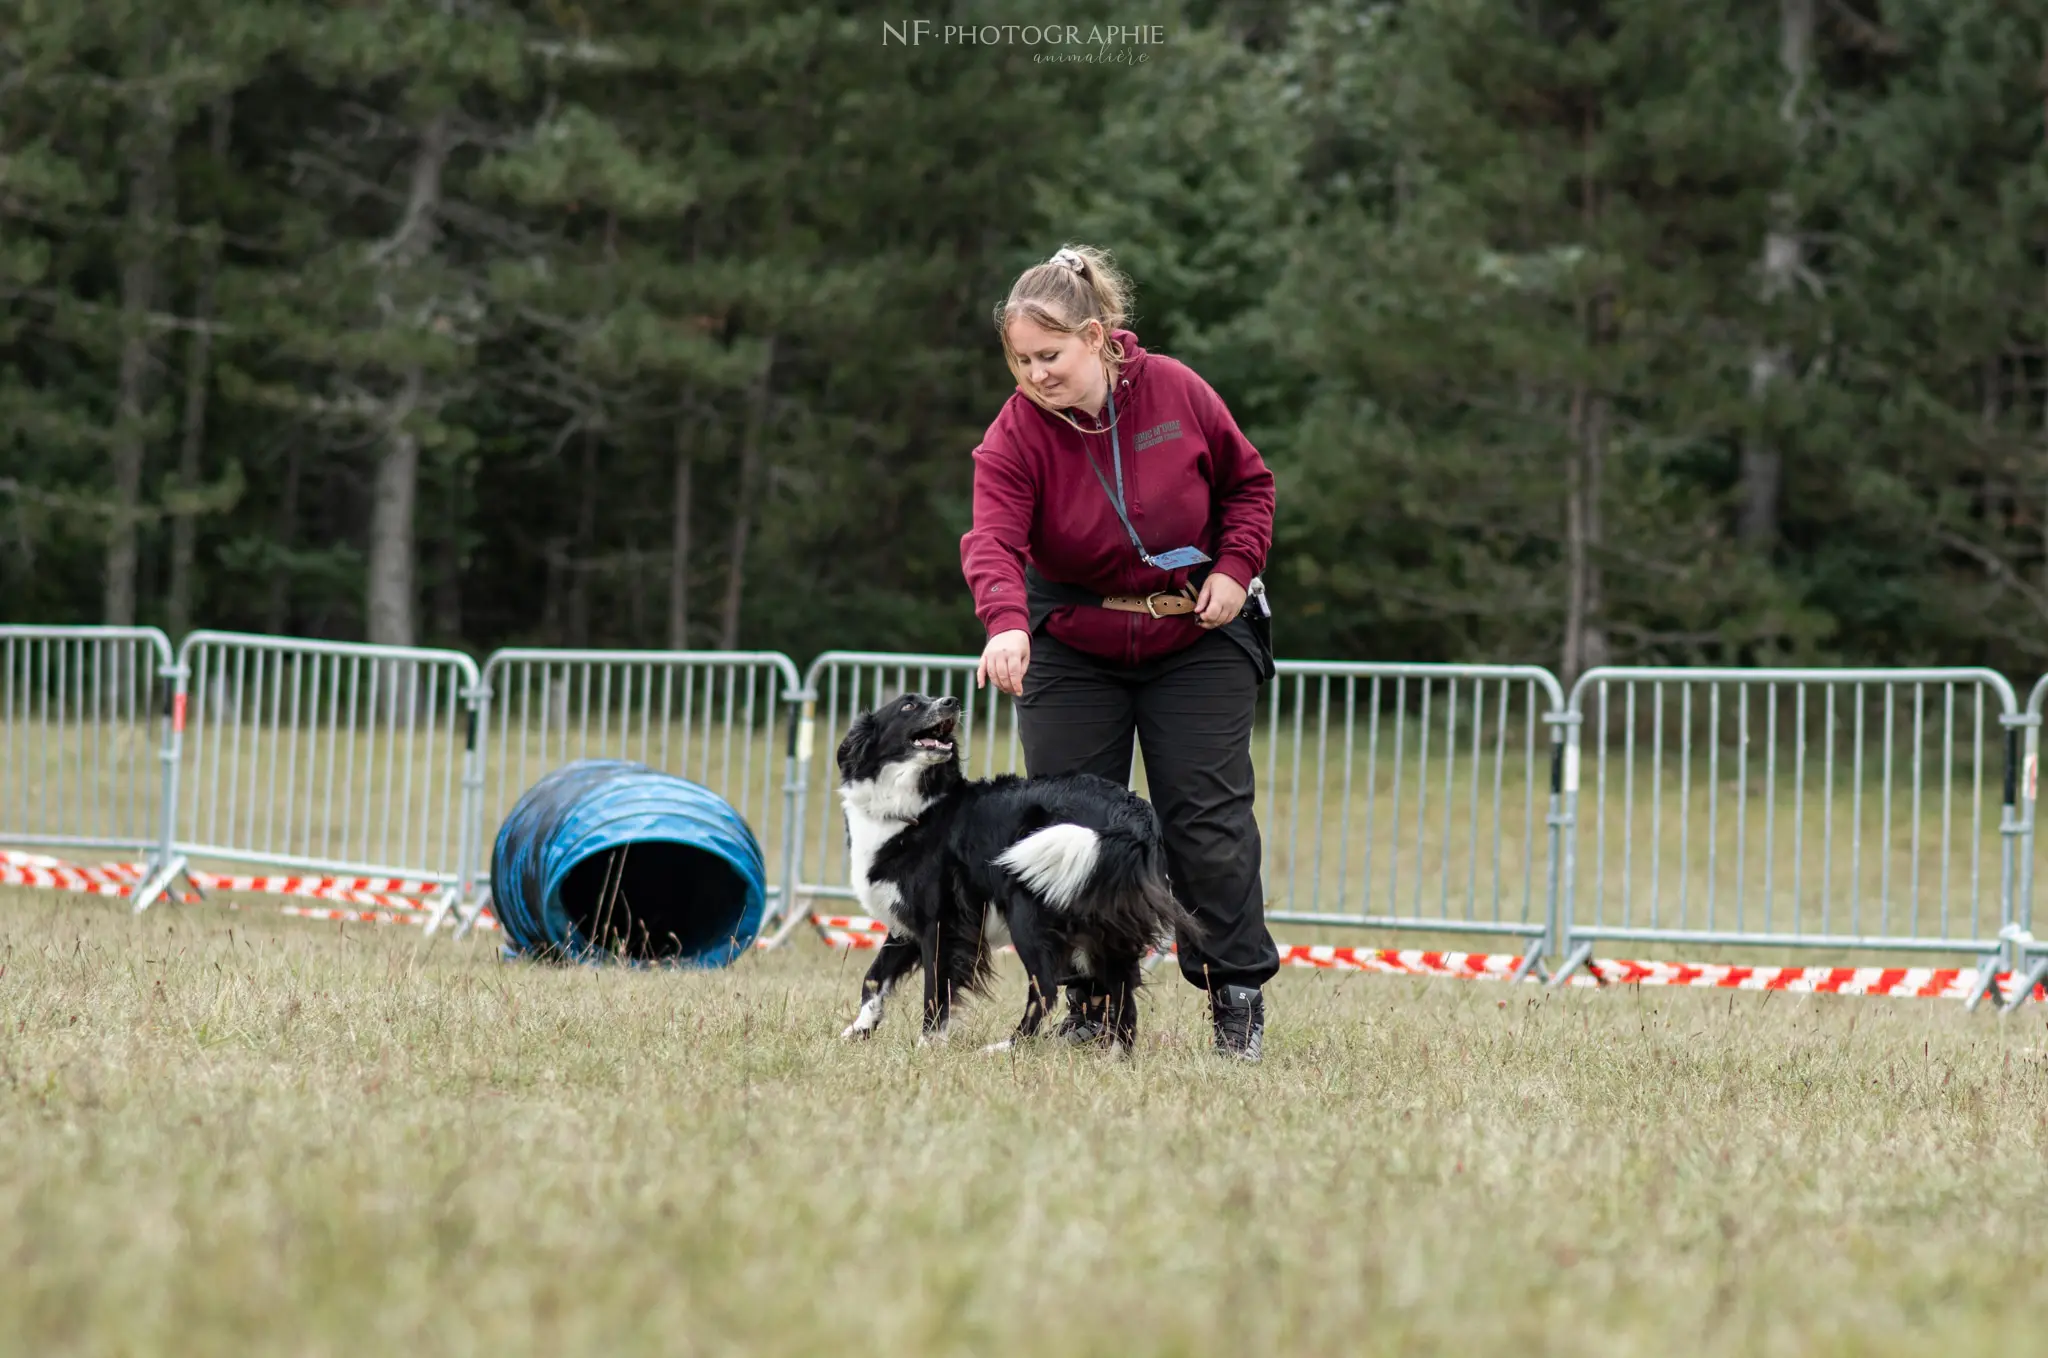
left=1100, top=589, right=1198, bottom=618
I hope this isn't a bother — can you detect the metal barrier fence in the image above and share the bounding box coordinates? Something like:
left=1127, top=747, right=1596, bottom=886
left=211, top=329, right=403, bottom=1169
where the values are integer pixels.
left=15, top=623, right=2048, bottom=1009
left=171, top=631, right=483, bottom=913
left=785, top=652, right=1568, bottom=977
left=0, top=627, right=181, bottom=889
left=1556, top=667, right=2023, bottom=1003
left=1258, top=663, right=1568, bottom=978
left=470, top=649, right=806, bottom=935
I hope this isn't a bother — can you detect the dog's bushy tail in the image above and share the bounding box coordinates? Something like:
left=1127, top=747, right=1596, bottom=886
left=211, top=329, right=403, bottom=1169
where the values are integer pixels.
left=993, top=792, right=1201, bottom=956
left=1086, top=798, right=1201, bottom=955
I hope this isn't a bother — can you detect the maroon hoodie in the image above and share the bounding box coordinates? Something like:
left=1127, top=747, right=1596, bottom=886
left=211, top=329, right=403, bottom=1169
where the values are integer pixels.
left=959, top=330, right=1275, bottom=667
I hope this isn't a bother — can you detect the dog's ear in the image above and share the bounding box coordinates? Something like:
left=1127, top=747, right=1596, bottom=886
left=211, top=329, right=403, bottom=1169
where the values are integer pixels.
left=836, top=712, right=876, bottom=779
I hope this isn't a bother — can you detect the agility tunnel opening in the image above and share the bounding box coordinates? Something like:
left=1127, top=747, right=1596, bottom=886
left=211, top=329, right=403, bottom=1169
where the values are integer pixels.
left=556, top=841, right=750, bottom=960
left=491, top=759, right=767, bottom=967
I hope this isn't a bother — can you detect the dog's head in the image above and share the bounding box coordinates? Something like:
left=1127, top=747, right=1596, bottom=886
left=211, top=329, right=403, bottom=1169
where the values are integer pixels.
left=837, top=693, right=963, bottom=819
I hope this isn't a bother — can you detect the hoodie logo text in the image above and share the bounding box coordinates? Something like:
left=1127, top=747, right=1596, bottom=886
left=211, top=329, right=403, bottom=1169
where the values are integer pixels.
left=1134, top=420, right=1183, bottom=452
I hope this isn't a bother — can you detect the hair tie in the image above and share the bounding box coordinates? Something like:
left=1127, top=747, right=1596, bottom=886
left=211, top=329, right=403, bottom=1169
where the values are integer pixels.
left=1051, top=247, right=1085, bottom=274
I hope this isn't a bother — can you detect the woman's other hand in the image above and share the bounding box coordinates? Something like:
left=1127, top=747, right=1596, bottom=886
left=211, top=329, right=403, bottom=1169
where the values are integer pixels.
left=977, top=629, right=1032, bottom=695
left=1195, top=574, right=1247, bottom=629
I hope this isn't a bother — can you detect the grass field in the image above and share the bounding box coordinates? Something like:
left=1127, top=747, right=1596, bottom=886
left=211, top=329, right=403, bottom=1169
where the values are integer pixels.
left=4, top=884, right=2048, bottom=1355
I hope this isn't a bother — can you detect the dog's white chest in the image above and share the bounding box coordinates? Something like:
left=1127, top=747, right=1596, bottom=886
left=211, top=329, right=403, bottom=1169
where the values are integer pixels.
left=840, top=762, right=938, bottom=937
left=844, top=806, right=909, bottom=933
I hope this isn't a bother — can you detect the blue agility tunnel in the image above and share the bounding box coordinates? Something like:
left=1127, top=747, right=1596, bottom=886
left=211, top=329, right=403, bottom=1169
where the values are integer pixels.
left=489, top=759, right=767, bottom=966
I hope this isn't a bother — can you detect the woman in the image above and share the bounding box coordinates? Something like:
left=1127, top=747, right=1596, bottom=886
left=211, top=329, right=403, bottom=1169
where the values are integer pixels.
left=960, top=243, right=1280, bottom=1061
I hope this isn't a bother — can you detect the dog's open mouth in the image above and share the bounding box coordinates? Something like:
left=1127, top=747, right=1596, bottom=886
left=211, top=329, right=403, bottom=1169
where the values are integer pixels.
left=912, top=714, right=958, bottom=752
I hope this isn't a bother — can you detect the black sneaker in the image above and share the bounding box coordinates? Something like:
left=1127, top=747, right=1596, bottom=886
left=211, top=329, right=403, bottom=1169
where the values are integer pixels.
left=1210, top=984, right=1264, bottom=1062
left=1052, top=985, right=1110, bottom=1045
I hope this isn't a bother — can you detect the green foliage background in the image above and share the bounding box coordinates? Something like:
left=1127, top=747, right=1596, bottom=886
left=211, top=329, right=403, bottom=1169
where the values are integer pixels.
left=3, top=0, right=2042, bottom=677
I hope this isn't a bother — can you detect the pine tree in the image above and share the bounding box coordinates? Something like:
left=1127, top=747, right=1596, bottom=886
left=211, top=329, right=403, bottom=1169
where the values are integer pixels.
left=216, top=1, right=533, bottom=646
left=0, top=0, right=275, bottom=626
left=1794, top=0, right=2047, bottom=668
left=1256, top=0, right=1821, bottom=674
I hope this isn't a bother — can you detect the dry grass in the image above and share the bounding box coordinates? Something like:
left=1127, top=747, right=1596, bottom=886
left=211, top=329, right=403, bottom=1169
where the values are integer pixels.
left=3, top=883, right=2047, bottom=1356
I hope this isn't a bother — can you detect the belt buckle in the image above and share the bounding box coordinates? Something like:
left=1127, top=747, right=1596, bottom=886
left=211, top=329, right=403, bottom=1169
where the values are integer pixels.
left=1143, top=591, right=1174, bottom=619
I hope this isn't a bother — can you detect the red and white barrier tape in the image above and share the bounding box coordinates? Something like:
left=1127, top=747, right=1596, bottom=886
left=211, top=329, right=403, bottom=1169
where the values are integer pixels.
left=1, top=868, right=133, bottom=899
left=1575, top=957, right=2036, bottom=1000
left=2, top=864, right=2037, bottom=994
left=1, top=849, right=499, bottom=931
left=803, top=912, right=2043, bottom=1002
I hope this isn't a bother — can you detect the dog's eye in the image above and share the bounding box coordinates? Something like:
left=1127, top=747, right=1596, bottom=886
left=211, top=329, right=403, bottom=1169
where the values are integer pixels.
left=902, top=701, right=914, bottom=710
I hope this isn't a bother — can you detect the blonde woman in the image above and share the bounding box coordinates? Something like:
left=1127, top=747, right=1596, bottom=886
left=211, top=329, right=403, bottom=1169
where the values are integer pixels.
left=960, top=244, right=1278, bottom=1061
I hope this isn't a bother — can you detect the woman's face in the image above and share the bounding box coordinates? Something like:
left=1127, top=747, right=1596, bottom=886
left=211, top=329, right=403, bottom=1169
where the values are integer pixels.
left=1006, top=315, right=1105, bottom=409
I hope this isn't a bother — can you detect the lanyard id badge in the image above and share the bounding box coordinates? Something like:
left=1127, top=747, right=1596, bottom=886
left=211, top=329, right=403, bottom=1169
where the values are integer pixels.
left=1082, top=388, right=1212, bottom=572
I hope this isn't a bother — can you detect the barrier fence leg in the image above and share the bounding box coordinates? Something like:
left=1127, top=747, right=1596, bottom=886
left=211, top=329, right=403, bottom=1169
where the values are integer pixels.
left=1508, top=936, right=1549, bottom=985
left=1541, top=704, right=1583, bottom=987
left=2002, top=956, right=2048, bottom=1013
left=444, top=688, right=489, bottom=940
left=1985, top=715, right=2030, bottom=1010
left=782, top=693, right=812, bottom=931
left=133, top=660, right=197, bottom=915
left=1548, top=941, right=1595, bottom=988
left=428, top=692, right=483, bottom=934
left=760, top=693, right=817, bottom=950
left=1997, top=710, right=2043, bottom=1012
left=1966, top=957, right=2006, bottom=1012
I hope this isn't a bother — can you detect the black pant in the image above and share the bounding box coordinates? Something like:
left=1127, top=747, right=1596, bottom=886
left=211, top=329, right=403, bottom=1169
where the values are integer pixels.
left=1015, top=628, right=1280, bottom=992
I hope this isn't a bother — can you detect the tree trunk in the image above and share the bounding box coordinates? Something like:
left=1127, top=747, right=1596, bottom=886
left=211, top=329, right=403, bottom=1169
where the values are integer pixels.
left=1580, top=376, right=1611, bottom=674
left=1739, top=0, right=1814, bottom=550
left=568, top=428, right=599, bottom=648
left=1562, top=381, right=1613, bottom=683
left=167, top=95, right=232, bottom=639
left=367, top=369, right=423, bottom=647
left=105, top=80, right=168, bottom=627
left=541, top=536, right=566, bottom=645
left=1562, top=112, right=1611, bottom=684
left=430, top=459, right=464, bottom=644
left=265, top=441, right=302, bottom=634
left=1563, top=382, right=1589, bottom=685
left=719, top=339, right=777, bottom=651
left=364, top=114, right=452, bottom=649
left=668, top=413, right=694, bottom=650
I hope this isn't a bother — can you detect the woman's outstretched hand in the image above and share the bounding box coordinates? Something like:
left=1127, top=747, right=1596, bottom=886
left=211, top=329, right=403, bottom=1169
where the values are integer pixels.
left=977, top=629, right=1031, bottom=696
left=1196, top=573, right=1247, bottom=629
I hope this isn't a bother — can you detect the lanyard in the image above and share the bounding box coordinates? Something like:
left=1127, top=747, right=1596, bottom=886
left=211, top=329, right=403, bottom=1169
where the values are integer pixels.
left=1080, top=388, right=1211, bottom=572
left=1081, top=388, right=1153, bottom=562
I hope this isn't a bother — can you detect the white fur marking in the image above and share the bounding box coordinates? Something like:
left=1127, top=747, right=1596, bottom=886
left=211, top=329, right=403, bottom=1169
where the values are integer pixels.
left=839, top=761, right=937, bottom=933
left=983, top=1038, right=1015, bottom=1053
left=841, top=991, right=887, bottom=1039
left=995, top=824, right=1101, bottom=909
left=842, top=756, right=941, bottom=823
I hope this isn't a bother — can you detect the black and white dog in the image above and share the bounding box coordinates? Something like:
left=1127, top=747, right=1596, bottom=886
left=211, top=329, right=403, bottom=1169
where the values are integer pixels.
left=835, top=692, right=1193, bottom=1052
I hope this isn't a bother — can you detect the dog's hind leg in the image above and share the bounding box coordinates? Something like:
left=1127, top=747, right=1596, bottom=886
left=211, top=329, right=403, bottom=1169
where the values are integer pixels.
left=843, top=933, right=920, bottom=1040
left=1101, top=954, right=1145, bottom=1055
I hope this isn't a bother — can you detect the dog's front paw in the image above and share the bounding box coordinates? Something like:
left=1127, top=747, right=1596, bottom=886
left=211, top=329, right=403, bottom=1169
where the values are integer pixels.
left=842, top=994, right=885, bottom=1040
left=982, top=1038, right=1015, bottom=1054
